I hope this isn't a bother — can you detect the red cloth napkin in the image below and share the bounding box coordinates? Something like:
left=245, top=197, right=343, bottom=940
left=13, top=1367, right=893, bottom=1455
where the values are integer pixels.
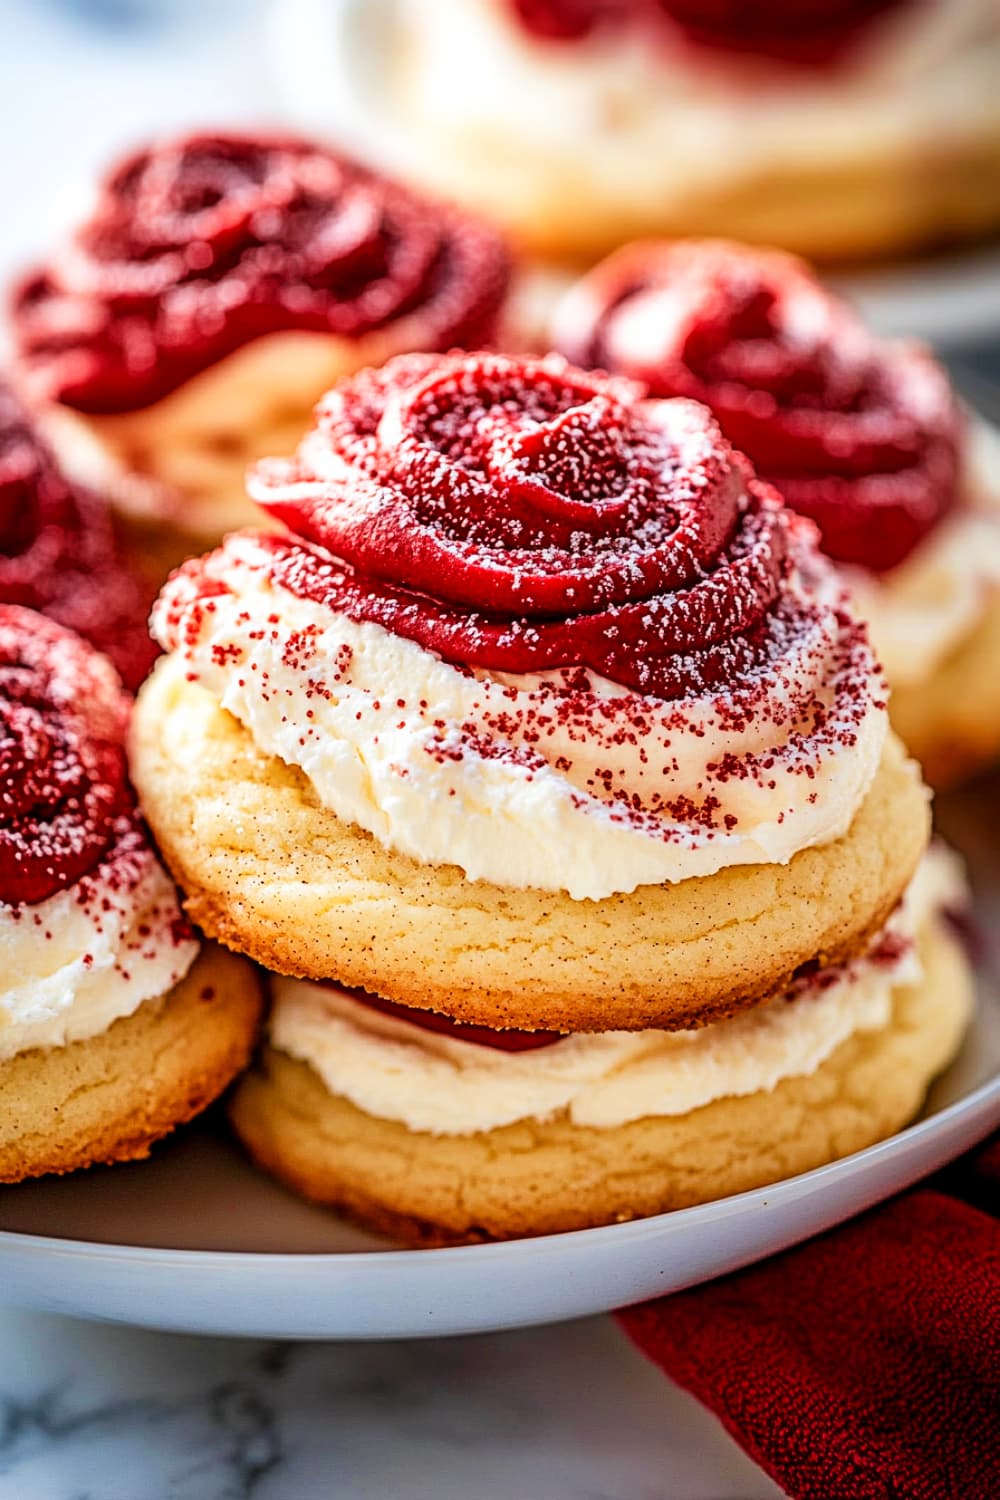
left=618, top=1134, right=1000, bottom=1500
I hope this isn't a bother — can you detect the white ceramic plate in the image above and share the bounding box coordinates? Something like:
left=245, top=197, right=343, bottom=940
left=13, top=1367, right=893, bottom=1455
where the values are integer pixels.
left=270, top=0, right=1000, bottom=349
left=0, top=771, right=997, bottom=1342
left=0, top=1042, right=995, bottom=1341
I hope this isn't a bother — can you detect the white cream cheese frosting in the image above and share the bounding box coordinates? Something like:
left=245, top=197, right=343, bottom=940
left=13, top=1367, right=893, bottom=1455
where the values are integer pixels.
left=269, top=844, right=967, bottom=1135
left=153, top=530, right=888, bottom=901
left=0, top=837, right=198, bottom=1062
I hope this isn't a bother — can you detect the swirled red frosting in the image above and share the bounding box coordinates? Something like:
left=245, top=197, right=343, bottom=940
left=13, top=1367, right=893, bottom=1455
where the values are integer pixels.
left=510, top=0, right=622, bottom=39
left=239, top=350, right=816, bottom=702
left=12, top=132, right=511, bottom=416
left=0, top=383, right=157, bottom=689
left=554, top=241, right=960, bottom=573
left=510, top=0, right=903, bottom=61
left=657, top=0, right=902, bottom=58
left=0, top=606, right=140, bottom=906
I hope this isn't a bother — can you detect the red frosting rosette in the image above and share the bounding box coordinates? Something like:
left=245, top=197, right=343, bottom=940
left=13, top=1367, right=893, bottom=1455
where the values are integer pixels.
left=12, top=132, right=511, bottom=415
left=0, top=383, right=157, bottom=689
left=241, top=350, right=864, bottom=710
left=553, top=240, right=961, bottom=572
left=0, top=605, right=140, bottom=907
left=509, top=0, right=903, bottom=61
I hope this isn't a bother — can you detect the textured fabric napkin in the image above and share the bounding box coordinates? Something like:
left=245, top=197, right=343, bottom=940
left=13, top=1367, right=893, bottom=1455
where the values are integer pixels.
left=618, top=1134, right=1000, bottom=1500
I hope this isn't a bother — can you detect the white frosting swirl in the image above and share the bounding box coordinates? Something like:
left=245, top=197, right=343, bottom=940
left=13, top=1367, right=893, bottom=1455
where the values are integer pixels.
left=0, top=839, right=198, bottom=1062
left=153, top=531, right=887, bottom=900
left=269, top=845, right=966, bottom=1134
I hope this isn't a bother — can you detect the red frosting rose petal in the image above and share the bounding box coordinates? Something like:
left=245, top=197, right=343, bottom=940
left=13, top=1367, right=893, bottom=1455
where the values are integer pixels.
left=510, top=0, right=625, bottom=40
left=240, top=351, right=802, bottom=702
left=553, top=240, right=961, bottom=572
left=509, top=0, right=904, bottom=62
left=0, top=382, right=158, bottom=689
left=0, top=606, right=137, bottom=906
left=655, top=0, right=903, bottom=58
left=12, top=133, right=511, bottom=415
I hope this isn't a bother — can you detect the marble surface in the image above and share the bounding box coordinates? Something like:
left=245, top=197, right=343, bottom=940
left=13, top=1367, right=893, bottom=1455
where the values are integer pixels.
left=0, top=1308, right=784, bottom=1499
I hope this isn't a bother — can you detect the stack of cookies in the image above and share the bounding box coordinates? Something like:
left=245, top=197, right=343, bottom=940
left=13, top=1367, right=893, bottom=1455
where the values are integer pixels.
left=2, top=123, right=989, bottom=1233
left=129, top=350, right=973, bottom=1244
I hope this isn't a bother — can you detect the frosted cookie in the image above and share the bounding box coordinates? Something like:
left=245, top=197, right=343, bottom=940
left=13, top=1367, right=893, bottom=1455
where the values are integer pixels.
left=355, top=0, right=1000, bottom=262
left=553, top=240, right=1000, bottom=784
left=0, top=606, right=261, bottom=1184
left=0, top=381, right=157, bottom=692
left=11, top=131, right=510, bottom=564
left=230, top=845, right=973, bottom=1243
left=132, top=350, right=929, bottom=1030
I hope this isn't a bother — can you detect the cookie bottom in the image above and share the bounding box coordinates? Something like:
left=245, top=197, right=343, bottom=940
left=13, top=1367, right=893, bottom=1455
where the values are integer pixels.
left=0, top=944, right=263, bottom=1184
left=229, top=920, right=971, bottom=1246
left=891, top=593, right=1000, bottom=788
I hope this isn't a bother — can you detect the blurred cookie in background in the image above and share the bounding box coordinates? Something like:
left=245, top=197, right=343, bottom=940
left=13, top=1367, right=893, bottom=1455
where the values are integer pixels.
left=10, top=129, right=511, bottom=567
left=0, top=380, right=158, bottom=690
left=278, top=0, right=1000, bottom=266
left=553, top=237, right=1000, bottom=784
